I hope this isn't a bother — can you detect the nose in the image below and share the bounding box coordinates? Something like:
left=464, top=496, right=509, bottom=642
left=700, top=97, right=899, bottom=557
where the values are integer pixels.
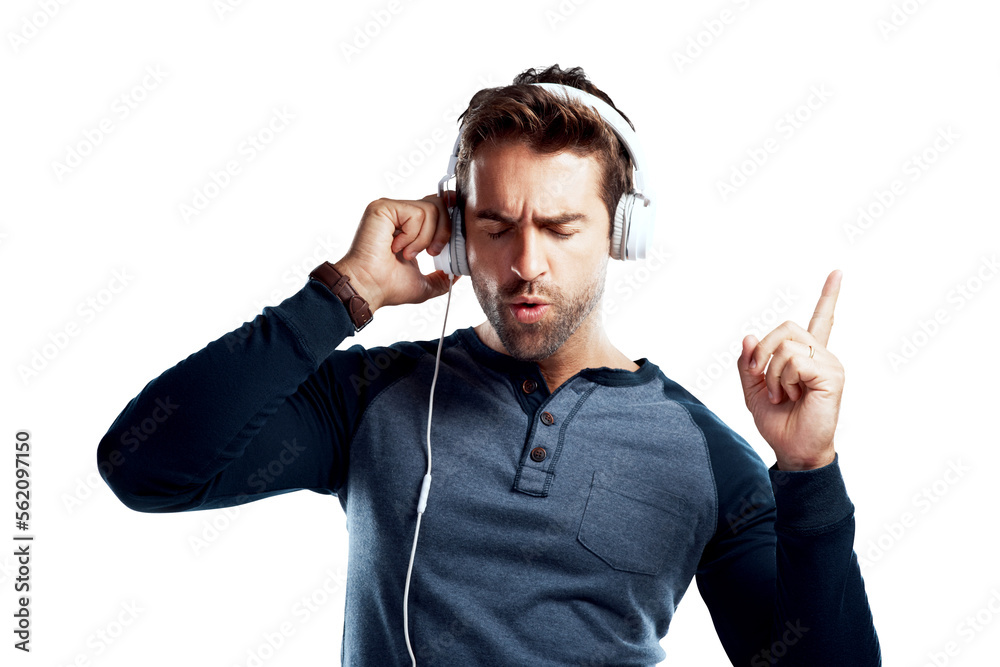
left=510, top=227, right=548, bottom=282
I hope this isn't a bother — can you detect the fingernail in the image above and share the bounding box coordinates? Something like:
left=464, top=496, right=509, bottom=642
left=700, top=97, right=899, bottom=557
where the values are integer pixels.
left=749, top=358, right=757, bottom=369
left=429, top=242, right=444, bottom=255
left=767, top=389, right=773, bottom=401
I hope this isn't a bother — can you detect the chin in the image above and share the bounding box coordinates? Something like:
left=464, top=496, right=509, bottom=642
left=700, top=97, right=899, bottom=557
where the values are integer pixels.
left=494, top=319, right=567, bottom=362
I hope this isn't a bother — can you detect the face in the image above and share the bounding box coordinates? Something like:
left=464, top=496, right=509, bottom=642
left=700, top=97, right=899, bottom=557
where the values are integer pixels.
left=464, top=141, right=611, bottom=361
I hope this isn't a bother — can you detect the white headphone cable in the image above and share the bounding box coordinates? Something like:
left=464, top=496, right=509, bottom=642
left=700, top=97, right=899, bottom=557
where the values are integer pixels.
left=404, top=273, right=456, bottom=666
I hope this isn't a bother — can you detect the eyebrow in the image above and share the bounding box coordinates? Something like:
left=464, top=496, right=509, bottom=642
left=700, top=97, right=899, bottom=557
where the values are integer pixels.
left=473, top=209, right=587, bottom=226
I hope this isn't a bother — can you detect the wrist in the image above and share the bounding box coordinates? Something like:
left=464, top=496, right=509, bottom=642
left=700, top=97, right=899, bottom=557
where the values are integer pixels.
left=331, top=258, right=384, bottom=314
left=307, top=260, right=376, bottom=331
left=775, top=446, right=836, bottom=472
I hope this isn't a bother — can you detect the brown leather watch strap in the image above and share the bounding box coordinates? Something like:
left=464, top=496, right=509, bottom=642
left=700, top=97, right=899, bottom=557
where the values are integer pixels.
left=308, top=261, right=373, bottom=331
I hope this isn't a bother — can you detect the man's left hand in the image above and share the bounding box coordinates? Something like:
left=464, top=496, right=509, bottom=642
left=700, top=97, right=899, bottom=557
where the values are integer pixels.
left=737, top=270, right=844, bottom=471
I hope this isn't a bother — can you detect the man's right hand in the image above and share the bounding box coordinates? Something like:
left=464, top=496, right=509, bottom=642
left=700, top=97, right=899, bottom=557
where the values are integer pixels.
left=333, top=194, right=458, bottom=314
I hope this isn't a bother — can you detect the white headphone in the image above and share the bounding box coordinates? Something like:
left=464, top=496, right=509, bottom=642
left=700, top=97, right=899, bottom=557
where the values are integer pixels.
left=432, top=82, right=656, bottom=276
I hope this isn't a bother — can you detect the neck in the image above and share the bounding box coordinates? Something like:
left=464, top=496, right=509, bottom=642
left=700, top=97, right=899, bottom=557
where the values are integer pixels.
left=474, top=309, right=639, bottom=391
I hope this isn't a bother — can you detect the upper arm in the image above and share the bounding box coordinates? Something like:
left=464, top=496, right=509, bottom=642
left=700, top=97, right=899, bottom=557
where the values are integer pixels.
left=694, top=426, right=778, bottom=665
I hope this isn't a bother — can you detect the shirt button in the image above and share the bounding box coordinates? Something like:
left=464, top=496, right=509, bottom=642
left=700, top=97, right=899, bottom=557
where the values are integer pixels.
left=540, top=411, right=555, bottom=426
left=522, top=379, right=538, bottom=394
left=530, top=447, right=547, bottom=462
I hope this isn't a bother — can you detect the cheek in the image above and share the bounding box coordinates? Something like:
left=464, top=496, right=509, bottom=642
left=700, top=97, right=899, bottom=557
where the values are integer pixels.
left=466, top=241, right=500, bottom=286
left=567, top=230, right=610, bottom=264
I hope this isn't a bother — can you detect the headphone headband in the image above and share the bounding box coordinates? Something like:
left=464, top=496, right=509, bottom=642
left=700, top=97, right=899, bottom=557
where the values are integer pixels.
left=438, top=83, right=650, bottom=199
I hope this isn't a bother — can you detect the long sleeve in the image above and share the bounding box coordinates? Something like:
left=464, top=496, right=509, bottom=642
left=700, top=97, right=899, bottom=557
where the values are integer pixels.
left=96, top=279, right=362, bottom=512
left=695, top=419, right=881, bottom=666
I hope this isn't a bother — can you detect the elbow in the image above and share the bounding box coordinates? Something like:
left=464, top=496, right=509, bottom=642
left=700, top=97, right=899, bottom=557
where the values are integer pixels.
left=96, top=431, right=199, bottom=514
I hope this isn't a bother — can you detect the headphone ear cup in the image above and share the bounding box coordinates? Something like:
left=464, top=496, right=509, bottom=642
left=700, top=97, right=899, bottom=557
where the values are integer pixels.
left=610, top=194, right=629, bottom=260
left=627, top=195, right=655, bottom=260
left=611, top=193, right=655, bottom=261
left=452, top=202, right=470, bottom=276
left=432, top=190, right=471, bottom=276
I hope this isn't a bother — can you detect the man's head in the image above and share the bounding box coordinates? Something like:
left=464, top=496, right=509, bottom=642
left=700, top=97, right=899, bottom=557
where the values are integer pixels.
left=454, top=65, right=635, bottom=241
left=453, top=65, right=635, bottom=361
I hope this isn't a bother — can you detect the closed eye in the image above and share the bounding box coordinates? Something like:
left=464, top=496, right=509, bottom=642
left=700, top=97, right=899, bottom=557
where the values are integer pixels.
left=482, top=225, right=577, bottom=240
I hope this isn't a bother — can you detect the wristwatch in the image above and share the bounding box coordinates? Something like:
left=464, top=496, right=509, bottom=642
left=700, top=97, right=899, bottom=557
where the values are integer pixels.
left=308, top=261, right=374, bottom=331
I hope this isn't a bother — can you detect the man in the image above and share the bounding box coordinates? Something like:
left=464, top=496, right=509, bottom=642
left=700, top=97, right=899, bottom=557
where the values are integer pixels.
left=97, top=65, right=880, bottom=665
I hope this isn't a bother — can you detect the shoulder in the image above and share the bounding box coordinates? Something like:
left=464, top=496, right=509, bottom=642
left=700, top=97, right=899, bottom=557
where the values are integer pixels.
left=318, top=327, right=470, bottom=401
left=645, top=362, right=771, bottom=501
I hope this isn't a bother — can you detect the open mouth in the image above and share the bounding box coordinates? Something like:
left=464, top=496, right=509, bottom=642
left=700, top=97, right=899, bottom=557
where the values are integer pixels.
left=509, top=302, right=550, bottom=324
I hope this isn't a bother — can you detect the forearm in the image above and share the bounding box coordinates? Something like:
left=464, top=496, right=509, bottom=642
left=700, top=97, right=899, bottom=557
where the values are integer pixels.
left=698, top=446, right=880, bottom=666
left=96, top=279, right=355, bottom=512
left=763, top=455, right=881, bottom=666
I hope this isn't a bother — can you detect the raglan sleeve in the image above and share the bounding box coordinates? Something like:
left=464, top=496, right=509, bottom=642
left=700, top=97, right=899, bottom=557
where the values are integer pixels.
left=694, top=417, right=881, bottom=666
left=96, top=278, right=374, bottom=513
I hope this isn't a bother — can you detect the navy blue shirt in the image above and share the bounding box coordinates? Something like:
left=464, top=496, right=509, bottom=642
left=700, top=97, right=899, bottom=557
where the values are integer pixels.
left=97, top=279, right=880, bottom=666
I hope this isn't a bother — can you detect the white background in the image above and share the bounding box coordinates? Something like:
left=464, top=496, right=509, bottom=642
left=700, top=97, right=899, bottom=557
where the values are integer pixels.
left=2, top=0, right=998, bottom=665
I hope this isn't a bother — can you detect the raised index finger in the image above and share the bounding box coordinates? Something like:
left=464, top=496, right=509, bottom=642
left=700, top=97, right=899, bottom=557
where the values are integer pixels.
left=808, top=269, right=842, bottom=347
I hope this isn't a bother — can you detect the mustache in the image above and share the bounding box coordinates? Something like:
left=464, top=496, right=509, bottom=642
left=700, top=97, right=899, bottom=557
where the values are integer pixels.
left=499, top=280, right=559, bottom=300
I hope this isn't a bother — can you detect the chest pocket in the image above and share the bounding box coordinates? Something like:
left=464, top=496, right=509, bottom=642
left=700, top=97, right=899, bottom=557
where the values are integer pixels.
left=577, top=470, right=695, bottom=576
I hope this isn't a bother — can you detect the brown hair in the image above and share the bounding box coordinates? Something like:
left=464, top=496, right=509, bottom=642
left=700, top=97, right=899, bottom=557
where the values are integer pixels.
left=454, top=64, right=634, bottom=238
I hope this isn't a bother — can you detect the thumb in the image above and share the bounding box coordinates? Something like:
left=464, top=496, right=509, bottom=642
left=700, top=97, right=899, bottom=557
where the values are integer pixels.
left=737, top=334, right=764, bottom=403
left=419, top=270, right=458, bottom=302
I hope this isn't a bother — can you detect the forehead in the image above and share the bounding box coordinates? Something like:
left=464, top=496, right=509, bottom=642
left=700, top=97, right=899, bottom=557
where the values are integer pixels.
left=466, top=141, right=603, bottom=210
